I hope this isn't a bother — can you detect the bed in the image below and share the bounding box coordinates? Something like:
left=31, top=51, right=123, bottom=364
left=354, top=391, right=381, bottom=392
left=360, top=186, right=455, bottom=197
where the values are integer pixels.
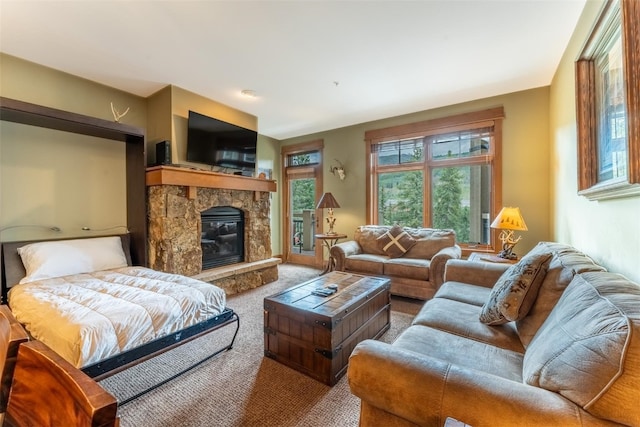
left=0, top=234, right=239, bottom=401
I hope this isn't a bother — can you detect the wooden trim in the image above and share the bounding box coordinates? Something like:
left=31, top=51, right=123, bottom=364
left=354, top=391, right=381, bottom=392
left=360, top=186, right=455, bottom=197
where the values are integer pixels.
left=365, top=139, right=373, bottom=224
left=623, top=0, right=640, bottom=185
left=576, top=0, right=640, bottom=200
left=146, top=166, right=277, bottom=193
left=281, top=139, right=324, bottom=155
left=576, top=59, right=598, bottom=191
left=0, top=97, right=144, bottom=142
left=364, top=107, right=505, bottom=143
left=281, top=140, right=324, bottom=267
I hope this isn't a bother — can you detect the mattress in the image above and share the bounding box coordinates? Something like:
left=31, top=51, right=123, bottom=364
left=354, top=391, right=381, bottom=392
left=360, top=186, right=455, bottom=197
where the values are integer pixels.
left=7, top=266, right=226, bottom=368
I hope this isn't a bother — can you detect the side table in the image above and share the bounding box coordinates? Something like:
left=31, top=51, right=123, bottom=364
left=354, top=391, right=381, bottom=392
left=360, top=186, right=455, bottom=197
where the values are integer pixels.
left=468, top=252, right=517, bottom=265
left=315, top=233, right=347, bottom=275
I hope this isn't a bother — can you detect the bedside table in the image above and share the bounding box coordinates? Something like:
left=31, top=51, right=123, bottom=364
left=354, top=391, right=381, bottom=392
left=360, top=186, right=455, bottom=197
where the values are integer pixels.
left=468, top=252, right=517, bottom=264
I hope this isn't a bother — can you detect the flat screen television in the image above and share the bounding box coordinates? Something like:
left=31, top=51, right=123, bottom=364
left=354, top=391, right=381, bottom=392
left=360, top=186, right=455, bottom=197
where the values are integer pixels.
left=186, top=110, right=257, bottom=176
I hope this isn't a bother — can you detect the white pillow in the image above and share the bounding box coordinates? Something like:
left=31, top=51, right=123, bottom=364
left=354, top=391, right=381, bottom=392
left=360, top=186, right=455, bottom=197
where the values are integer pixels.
left=18, top=236, right=128, bottom=284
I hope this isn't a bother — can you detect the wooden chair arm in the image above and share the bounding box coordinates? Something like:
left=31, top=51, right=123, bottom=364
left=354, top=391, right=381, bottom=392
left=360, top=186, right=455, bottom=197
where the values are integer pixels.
left=0, top=305, right=28, bottom=413
left=4, top=340, right=118, bottom=427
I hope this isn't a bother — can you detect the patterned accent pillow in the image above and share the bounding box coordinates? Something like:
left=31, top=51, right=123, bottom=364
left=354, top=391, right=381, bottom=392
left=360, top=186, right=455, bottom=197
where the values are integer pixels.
left=479, top=252, right=553, bottom=325
left=376, top=225, right=417, bottom=258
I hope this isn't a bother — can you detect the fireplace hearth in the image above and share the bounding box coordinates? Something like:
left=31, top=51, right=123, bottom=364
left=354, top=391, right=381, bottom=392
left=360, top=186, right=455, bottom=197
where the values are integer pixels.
left=201, top=206, right=244, bottom=269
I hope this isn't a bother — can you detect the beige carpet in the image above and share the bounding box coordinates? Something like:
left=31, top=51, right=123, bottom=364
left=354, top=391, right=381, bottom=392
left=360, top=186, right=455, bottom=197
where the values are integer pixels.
left=100, top=264, right=418, bottom=427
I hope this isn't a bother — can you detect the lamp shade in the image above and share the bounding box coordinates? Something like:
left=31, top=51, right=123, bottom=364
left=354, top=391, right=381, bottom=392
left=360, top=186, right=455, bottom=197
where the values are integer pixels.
left=316, top=192, right=341, bottom=209
left=490, top=207, right=528, bottom=231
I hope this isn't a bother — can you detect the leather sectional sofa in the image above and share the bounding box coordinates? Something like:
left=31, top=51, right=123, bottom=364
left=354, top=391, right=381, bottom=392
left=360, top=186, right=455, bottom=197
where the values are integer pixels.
left=348, top=242, right=640, bottom=426
left=330, top=225, right=461, bottom=300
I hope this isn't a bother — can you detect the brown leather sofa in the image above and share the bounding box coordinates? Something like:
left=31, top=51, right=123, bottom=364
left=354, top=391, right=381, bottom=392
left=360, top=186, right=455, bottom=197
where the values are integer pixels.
left=348, top=242, right=640, bottom=426
left=330, top=225, right=461, bottom=300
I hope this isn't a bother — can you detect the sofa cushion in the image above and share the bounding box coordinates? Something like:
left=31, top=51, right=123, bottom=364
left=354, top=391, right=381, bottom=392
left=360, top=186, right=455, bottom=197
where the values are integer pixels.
left=376, top=224, right=416, bottom=258
left=403, top=228, right=456, bottom=260
left=393, top=325, right=524, bottom=381
left=383, top=258, right=429, bottom=281
left=344, top=254, right=386, bottom=275
left=479, top=252, right=552, bottom=325
left=434, top=281, right=490, bottom=306
left=522, top=272, right=640, bottom=427
left=413, top=298, right=524, bottom=353
left=516, top=242, right=606, bottom=347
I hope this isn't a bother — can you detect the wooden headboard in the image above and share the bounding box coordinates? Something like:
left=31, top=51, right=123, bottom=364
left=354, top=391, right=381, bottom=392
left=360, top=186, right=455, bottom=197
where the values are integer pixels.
left=0, top=234, right=132, bottom=304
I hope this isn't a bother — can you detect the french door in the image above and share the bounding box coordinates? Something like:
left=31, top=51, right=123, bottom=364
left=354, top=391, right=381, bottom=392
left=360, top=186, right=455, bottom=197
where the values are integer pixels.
left=282, top=141, right=324, bottom=268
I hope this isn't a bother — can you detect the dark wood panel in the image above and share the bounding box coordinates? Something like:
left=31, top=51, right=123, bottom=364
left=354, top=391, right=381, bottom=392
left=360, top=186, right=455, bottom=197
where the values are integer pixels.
left=0, top=97, right=144, bottom=142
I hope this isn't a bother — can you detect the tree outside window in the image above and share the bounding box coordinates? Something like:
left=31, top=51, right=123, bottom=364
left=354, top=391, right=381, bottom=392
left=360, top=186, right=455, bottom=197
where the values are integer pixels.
left=365, top=108, right=503, bottom=253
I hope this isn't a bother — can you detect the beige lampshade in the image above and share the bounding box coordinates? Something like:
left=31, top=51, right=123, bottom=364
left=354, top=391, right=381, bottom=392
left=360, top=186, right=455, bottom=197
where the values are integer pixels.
left=490, top=207, right=528, bottom=231
left=316, top=192, right=341, bottom=209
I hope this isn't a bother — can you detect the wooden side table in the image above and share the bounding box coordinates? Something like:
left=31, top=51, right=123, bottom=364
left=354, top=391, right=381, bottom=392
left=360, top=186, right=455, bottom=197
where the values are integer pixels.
left=315, top=233, right=347, bottom=274
left=468, top=252, right=517, bottom=265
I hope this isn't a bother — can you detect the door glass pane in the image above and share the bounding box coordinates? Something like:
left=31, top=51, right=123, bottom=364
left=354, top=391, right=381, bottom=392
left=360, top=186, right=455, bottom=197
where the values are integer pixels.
left=377, top=171, right=424, bottom=227
left=290, top=178, right=316, bottom=255
left=432, top=165, right=491, bottom=244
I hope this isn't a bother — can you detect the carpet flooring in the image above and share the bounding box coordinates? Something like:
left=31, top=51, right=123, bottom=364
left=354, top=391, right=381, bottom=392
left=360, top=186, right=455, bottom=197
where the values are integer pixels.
left=100, top=264, right=420, bottom=427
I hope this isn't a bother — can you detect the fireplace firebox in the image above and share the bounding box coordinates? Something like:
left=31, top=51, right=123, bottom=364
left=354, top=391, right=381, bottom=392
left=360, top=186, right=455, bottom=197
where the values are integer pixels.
left=201, top=207, right=244, bottom=269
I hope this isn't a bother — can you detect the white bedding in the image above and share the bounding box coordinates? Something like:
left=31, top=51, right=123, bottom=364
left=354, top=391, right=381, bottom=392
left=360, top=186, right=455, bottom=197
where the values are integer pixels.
left=7, top=266, right=226, bottom=368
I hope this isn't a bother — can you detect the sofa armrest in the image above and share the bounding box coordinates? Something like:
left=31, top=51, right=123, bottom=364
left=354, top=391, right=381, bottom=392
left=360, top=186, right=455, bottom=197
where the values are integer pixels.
left=330, top=241, right=362, bottom=271
left=348, top=340, right=600, bottom=427
left=429, top=245, right=462, bottom=289
left=443, top=259, right=509, bottom=288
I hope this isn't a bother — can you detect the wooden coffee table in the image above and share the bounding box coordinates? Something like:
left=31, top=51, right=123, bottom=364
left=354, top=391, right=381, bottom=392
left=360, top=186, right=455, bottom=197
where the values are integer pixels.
left=263, top=271, right=391, bottom=386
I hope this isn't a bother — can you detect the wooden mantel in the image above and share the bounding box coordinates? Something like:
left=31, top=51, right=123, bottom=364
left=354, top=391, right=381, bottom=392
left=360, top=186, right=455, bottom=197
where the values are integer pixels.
left=146, top=165, right=277, bottom=197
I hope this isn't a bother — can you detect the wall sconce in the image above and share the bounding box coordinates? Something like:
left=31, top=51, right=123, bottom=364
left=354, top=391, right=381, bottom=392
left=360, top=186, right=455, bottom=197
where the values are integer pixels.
left=490, top=207, right=528, bottom=260
left=330, top=159, right=346, bottom=181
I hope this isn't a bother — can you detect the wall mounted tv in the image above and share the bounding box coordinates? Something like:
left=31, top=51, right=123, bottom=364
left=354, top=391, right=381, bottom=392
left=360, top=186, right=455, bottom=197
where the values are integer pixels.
left=186, top=110, right=257, bottom=176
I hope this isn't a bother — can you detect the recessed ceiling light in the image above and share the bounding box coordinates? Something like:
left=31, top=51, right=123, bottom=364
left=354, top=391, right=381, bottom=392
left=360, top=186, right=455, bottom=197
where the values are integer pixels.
left=241, top=89, right=257, bottom=98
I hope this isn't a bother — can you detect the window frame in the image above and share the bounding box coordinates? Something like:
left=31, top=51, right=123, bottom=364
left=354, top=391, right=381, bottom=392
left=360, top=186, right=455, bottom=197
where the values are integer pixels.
left=576, top=0, right=640, bottom=200
left=365, top=107, right=504, bottom=255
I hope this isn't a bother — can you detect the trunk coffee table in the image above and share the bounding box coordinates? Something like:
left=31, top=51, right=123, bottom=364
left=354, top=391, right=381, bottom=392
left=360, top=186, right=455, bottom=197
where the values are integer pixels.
left=264, top=271, right=390, bottom=386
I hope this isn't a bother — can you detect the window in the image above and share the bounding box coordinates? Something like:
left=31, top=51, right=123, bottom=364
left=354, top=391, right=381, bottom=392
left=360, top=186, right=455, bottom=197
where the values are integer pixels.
left=366, top=108, right=504, bottom=253
left=576, top=0, right=640, bottom=200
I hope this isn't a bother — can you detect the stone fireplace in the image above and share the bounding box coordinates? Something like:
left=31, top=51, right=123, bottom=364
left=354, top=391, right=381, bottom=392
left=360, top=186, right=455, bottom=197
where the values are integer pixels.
left=146, top=166, right=280, bottom=294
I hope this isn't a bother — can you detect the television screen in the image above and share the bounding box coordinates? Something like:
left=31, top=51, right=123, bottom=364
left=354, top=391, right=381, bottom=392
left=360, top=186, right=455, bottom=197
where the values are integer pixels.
left=186, top=110, right=257, bottom=175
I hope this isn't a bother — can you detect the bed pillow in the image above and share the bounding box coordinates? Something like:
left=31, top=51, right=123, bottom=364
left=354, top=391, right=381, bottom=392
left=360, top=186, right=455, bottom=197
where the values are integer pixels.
left=479, top=252, right=552, bottom=325
left=18, top=236, right=128, bottom=284
left=376, top=225, right=417, bottom=258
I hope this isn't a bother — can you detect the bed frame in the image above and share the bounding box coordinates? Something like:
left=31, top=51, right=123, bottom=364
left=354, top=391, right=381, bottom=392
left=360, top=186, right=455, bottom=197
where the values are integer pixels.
left=0, top=234, right=240, bottom=404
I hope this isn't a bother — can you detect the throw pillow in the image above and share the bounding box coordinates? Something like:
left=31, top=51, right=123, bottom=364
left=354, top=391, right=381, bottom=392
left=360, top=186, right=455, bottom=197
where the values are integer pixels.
left=479, top=252, right=552, bottom=325
left=376, top=225, right=417, bottom=258
left=18, top=236, right=128, bottom=284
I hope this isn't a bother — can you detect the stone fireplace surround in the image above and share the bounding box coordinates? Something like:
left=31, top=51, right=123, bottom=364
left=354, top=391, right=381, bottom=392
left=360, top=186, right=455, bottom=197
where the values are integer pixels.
left=146, top=166, right=280, bottom=295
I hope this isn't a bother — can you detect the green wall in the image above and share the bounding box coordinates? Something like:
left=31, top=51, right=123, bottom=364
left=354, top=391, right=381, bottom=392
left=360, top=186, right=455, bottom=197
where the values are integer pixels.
left=0, top=54, right=281, bottom=253
left=280, top=87, right=552, bottom=257
left=549, top=0, right=639, bottom=282
left=0, top=54, right=146, bottom=241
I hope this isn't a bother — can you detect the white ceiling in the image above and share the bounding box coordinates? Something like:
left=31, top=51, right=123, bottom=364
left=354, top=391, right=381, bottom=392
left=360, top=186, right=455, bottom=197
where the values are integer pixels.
left=0, top=0, right=586, bottom=140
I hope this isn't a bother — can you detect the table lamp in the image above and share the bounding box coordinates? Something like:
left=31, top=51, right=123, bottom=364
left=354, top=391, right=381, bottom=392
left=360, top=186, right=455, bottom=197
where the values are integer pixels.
left=316, top=192, right=340, bottom=235
left=490, top=206, right=528, bottom=260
